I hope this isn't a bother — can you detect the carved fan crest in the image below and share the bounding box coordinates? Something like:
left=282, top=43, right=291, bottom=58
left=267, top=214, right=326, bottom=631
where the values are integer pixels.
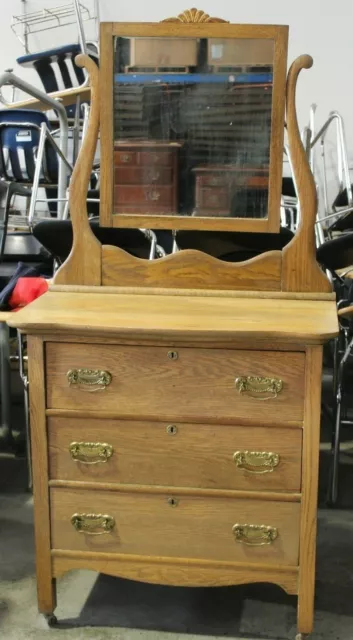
left=162, top=7, right=227, bottom=23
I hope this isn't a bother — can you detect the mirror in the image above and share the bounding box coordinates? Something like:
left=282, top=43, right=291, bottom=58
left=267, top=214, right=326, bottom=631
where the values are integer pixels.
left=113, top=35, right=274, bottom=221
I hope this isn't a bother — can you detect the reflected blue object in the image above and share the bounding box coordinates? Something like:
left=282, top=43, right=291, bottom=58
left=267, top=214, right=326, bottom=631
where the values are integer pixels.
left=114, top=73, right=273, bottom=85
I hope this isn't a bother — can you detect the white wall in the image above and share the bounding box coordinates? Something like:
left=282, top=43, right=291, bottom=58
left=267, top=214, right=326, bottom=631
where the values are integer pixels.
left=98, top=0, right=353, bottom=150
left=0, top=0, right=352, bottom=208
left=0, top=0, right=98, bottom=102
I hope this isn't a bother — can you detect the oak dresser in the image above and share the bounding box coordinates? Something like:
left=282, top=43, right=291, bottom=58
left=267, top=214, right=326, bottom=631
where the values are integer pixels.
left=8, top=10, right=339, bottom=640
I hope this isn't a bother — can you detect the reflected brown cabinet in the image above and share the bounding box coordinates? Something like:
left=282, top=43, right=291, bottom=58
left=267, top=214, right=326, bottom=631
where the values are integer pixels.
left=193, top=164, right=269, bottom=217
left=8, top=8, right=338, bottom=640
left=114, top=141, right=180, bottom=213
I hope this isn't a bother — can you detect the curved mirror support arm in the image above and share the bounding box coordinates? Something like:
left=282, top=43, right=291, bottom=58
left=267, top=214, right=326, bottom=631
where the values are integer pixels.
left=282, top=55, right=331, bottom=293
left=54, top=54, right=102, bottom=286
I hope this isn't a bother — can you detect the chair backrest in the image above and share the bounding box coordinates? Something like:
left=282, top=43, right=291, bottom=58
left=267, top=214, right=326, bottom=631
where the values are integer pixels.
left=17, top=43, right=99, bottom=118
left=0, top=109, right=58, bottom=183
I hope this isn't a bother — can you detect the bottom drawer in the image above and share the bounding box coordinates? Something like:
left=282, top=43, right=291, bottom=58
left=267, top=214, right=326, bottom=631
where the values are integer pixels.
left=50, top=488, right=300, bottom=566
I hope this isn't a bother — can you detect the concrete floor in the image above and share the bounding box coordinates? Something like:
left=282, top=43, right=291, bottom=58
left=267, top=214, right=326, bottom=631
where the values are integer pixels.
left=1, top=370, right=353, bottom=640
left=1, top=450, right=353, bottom=640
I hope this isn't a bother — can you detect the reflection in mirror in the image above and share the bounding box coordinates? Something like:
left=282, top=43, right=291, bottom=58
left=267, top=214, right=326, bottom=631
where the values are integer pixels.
left=113, top=36, right=274, bottom=219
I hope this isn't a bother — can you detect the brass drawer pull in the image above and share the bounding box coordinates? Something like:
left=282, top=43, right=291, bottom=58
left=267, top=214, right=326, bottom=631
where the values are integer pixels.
left=71, top=513, right=115, bottom=535
left=69, top=442, right=113, bottom=464
left=233, top=524, right=278, bottom=546
left=147, top=168, right=160, bottom=182
left=67, top=369, right=112, bottom=391
left=233, top=451, right=280, bottom=474
left=121, top=153, right=132, bottom=163
left=209, top=177, right=224, bottom=186
left=235, top=376, right=283, bottom=400
left=145, top=188, right=161, bottom=202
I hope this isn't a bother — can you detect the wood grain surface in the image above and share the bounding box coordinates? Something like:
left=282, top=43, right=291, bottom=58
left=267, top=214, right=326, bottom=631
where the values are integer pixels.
left=27, top=337, right=57, bottom=614
left=45, top=343, right=305, bottom=424
left=52, top=550, right=298, bottom=593
left=102, top=247, right=283, bottom=291
left=50, top=487, right=300, bottom=565
left=8, top=291, right=338, bottom=343
left=48, top=417, right=302, bottom=492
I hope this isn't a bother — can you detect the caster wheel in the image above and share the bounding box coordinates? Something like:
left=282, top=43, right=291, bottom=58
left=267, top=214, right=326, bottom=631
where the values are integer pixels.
left=43, top=614, right=58, bottom=627
left=295, top=634, right=309, bottom=640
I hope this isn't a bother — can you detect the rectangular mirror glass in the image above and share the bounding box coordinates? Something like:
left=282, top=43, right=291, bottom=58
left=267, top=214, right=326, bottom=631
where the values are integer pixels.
left=113, top=35, right=274, bottom=221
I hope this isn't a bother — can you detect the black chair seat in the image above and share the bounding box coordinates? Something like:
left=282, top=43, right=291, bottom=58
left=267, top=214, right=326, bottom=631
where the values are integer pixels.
left=176, top=227, right=294, bottom=262
left=282, top=177, right=297, bottom=199
left=3, top=232, right=52, bottom=264
left=329, top=210, right=353, bottom=233
left=316, top=232, right=353, bottom=272
left=32, top=219, right=153, bottom=263
left=332, top=187, right=353, bottom=209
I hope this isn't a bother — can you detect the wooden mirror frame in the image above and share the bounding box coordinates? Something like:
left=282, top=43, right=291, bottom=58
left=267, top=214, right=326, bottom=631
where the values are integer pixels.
left=53, top=10, right=332, bottom=296
left=100, top=13, right=288, bottom=233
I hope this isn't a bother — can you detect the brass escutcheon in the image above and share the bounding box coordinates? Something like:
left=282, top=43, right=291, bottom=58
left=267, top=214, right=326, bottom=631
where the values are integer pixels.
left=233, top=451, right=280, bottom=474
left=167, top=350, right=178, bottom=360
left=166, top=424, right=178, bottom=435
left=167, top=497, right=179, bottom=507
left=233, top=523, right=278, bottom=546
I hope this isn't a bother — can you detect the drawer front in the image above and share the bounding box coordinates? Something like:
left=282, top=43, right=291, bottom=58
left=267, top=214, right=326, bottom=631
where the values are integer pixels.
left=198, top=187, right=230, bottom=210
left=197, top=174, right=231, bottom=188
left=48, top=418, right=302, bottom=492
left=114, top=150, right=137, bottom=166
left=51, top=488, right=300, bottom=565
left=115, top=166, right=173, bottom=185
left=46, top=344, right=305, bottom=424
left=247, top=176, right=268, bottom=189
left=114, top=203, right=176, bottom=214
left=138, top=151, right=173, bottom=166
left=115, top=185, right=173, bottom=206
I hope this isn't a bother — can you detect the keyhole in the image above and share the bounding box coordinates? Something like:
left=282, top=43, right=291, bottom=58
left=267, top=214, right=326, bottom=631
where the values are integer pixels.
left=167, top=350, right=178, bottom=360
left=166, top=424, right=177, bottom=435
left=167, top=497, right=179, bottom=507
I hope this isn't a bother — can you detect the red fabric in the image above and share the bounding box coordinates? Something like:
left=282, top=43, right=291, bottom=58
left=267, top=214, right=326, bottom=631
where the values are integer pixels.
left=8, top=277, right=48, bottom=311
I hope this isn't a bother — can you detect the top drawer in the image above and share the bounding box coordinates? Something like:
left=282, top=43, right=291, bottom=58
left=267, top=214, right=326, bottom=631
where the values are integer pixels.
left=45, top=344, right=305, bottom=424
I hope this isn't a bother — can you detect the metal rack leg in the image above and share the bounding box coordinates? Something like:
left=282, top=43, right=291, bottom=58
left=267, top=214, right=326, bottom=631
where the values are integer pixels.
left=18, top=331, right=32, bottom=490
left=328, top=336, right=353, bottom=505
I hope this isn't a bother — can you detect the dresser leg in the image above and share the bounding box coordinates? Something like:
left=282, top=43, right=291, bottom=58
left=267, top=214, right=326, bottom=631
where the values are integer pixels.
left=37, top=576, right=57, bottom=618
left=296, top=347, right=322, bottom=640
left=43, top=614, right=58, bottom=627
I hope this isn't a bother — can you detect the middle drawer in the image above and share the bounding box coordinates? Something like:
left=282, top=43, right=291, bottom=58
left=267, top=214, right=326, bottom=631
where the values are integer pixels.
left=48, top=418, right=302, bottom=492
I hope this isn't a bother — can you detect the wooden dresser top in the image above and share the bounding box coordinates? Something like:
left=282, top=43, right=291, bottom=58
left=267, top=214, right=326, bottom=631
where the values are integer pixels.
left=8, top=290, right=338, bottom=345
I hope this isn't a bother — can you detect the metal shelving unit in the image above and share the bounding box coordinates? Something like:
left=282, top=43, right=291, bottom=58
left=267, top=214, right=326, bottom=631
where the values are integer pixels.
left=11, top=0, right=97, bottom=53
